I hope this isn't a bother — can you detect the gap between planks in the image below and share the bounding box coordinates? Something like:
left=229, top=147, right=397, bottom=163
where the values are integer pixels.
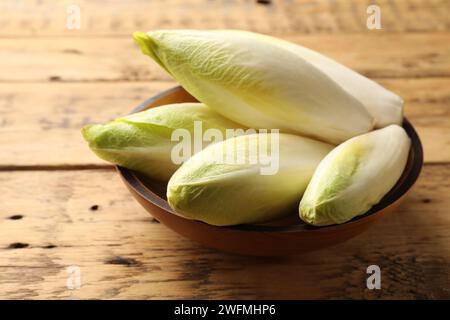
left=1, top=31, right=450, bottom=39
left=0, top=164, right=113, bottom=171
left=2, top=74, right=450, bottom=85
left=0, top=162, right=449, bottom=172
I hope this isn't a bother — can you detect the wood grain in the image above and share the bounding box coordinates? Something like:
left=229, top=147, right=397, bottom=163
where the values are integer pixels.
left=0, top=33, right=449, bottom=82
left=1, top=0, right=449, bottom=300
left=0, top=78, right=448, bottom=168
left=0, top=165, right=448, bottom=299
left=0, top=0, right=449, bottom=36
left=0, top=81, right=173, bottom=168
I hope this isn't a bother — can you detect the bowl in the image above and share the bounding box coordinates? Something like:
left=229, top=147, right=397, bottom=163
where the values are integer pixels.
left=117, top=86, right=423, bottom=256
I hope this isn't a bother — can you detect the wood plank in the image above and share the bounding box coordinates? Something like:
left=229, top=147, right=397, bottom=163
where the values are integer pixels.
left=378, top=78, right=450, bottom=164
left=0, top=33, right=450, bottom=82
left=0, top=165, right=448, bottom=299
left=0, top=78, right=449, bottom=168
left=0, top=81, right=175, bottom=168
left=0, top=0, right=449, bottom=36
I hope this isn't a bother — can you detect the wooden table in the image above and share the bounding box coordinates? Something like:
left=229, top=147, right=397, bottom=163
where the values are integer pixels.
left=0, top=0, right=449, bottom=299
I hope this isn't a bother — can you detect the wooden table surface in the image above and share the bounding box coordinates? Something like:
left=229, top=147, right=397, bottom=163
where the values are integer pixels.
left=0, top=0, right=449, bottom=299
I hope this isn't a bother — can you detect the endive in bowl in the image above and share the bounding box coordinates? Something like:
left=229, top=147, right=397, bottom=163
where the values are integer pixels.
left=116, top=86, right=423, bottom=256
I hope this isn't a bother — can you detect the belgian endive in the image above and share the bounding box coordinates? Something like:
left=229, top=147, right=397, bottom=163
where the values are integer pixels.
left=82, top=103, right=242, bottom=181
left=167, top=133, right=333, bottom=226
left=133, top=30, right=375, bottom=144
left=299, top=125, right=410, bottom=226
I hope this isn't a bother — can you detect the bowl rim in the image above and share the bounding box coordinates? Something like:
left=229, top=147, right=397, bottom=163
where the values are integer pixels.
left=117, top=86, right=424, bottom=233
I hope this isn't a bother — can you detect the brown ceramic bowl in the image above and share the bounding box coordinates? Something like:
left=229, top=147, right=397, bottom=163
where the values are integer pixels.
left=117, top=86, right=423, bottom=256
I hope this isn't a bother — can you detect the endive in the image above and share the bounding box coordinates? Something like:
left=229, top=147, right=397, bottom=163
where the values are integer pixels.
left=167, top=133, right=333, bottom=226
left=133, top=30, right=374, bottom=144
left=82, top=103, right=242, bottom=181
left=299, top=125, right=410, bottom=226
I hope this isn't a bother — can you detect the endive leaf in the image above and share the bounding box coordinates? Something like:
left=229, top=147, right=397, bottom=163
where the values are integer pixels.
left=82, top=103, right=243, bottom=181
left=134, top=30, right=374, bottom=144
left=299, top=124, right=411, bottom=226
left=167, top=133, right=333, bottom=226
left=263, top=31, right=404, bottom=127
